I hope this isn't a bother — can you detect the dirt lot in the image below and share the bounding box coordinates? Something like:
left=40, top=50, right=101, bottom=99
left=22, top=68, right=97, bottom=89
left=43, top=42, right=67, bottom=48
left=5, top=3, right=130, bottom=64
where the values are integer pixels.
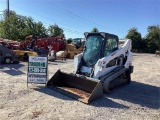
left=0, top=53, right=159, bottom=120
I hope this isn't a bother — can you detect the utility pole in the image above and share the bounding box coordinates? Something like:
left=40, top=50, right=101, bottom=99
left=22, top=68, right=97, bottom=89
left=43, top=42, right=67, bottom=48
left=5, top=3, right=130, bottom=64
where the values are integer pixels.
left=7, top=0, right=9, bottom=18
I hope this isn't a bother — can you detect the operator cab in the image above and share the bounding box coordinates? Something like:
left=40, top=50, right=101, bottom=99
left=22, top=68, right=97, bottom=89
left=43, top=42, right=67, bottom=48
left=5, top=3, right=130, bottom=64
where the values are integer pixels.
left=72, top=38, right=85, bottom=49
left=82, top=32, right=119, bottom=67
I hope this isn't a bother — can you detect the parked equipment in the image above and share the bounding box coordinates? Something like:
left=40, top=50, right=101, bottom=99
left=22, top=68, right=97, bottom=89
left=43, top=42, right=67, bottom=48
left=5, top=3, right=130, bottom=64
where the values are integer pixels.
left=23, top=35, right=66, bottom=51
left=12, top=50, right=38, bottom=61
left=0, top=35, right=66, bottom=61
left=47, top=32, right=134, bottom=104
left=0, top=44, right=19, bottom=64
left=56, top=38, right=85, bottom=59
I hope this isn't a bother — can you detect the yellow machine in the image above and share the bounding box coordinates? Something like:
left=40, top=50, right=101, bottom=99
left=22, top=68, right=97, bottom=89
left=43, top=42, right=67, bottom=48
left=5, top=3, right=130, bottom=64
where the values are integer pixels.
left=56, top=43, right=84, bottom=59
left=13, top=50, right=38, bottom=61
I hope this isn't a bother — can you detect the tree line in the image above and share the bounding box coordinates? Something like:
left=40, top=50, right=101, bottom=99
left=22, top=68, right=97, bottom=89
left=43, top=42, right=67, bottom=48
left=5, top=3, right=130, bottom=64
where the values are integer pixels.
left=90, top=26, right=160, bottom=53
left=0, top=11, right=159, bottom=53
left=0, top=11, right=63, bottom=40
left=126, top=26, right=160, bottom=53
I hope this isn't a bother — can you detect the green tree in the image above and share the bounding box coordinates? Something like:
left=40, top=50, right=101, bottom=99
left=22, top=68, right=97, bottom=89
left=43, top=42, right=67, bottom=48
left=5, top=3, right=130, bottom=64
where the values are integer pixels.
left=126, top=27, right=144, bottom=51
left=35, top=22, right=46, bottom=35
left=145, top=25, right=160, bottom=53
left=91, top=27, right=99, bottom=32
left=47, top=24, right=63, bottom=36
left=0, top=11, right=22, bottom=40
left=22, top=17, right=46, bottom=38
left=0, top=10, right=46, bottom=40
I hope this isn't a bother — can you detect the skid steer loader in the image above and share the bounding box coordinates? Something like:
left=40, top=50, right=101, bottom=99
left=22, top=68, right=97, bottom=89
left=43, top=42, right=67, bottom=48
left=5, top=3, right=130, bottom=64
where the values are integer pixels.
left=47, top=32, right=134, bottom=104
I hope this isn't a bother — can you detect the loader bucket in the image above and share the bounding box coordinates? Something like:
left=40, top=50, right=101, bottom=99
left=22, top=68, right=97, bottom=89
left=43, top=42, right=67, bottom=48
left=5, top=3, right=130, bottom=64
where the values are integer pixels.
left=47, top=70, right=103, bottom=104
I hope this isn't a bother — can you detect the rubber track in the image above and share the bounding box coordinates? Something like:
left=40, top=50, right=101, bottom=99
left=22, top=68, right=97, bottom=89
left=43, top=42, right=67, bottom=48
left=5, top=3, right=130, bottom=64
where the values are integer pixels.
left=99, top=66, right=128, bottom=84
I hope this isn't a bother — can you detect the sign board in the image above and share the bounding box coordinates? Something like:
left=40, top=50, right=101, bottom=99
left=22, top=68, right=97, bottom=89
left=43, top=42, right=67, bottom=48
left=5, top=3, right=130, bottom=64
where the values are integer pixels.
left=27, top=56, right=48, bottom=84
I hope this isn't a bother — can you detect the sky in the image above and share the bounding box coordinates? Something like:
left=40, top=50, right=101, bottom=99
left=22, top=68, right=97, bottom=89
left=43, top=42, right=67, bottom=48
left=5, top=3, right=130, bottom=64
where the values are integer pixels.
left=0, top=0, right=160, bottom=39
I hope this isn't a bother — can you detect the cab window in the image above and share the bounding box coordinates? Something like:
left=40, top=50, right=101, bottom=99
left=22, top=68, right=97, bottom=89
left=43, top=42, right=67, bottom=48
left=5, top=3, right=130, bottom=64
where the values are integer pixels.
left=105, top=38, right=118, bottom=56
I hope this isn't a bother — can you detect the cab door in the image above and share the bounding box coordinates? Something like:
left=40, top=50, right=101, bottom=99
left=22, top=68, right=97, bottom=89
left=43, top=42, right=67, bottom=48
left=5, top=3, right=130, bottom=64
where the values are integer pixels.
left=104, top=35, right=118, bottom=56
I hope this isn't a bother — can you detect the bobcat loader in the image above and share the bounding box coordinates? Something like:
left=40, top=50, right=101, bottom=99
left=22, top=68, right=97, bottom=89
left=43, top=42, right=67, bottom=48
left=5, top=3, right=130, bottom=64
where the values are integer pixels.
left=47, top=32, right=134, bottom=104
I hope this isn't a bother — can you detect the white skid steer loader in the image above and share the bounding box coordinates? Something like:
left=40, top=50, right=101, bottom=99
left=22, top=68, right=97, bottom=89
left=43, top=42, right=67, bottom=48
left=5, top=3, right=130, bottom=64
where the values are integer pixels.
left=47, top=32, right=134, bottom=104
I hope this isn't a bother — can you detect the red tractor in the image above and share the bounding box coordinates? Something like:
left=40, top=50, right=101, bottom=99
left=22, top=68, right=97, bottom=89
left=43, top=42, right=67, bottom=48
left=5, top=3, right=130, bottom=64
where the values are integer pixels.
left=19, top=35, right=66, bottom=51
left=35, top=36, right=66, bottom=51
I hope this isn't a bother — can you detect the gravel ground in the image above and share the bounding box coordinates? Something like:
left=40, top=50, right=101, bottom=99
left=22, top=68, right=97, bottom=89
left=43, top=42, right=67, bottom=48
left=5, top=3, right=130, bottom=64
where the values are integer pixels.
left=0, top=53, right=159, bottom=120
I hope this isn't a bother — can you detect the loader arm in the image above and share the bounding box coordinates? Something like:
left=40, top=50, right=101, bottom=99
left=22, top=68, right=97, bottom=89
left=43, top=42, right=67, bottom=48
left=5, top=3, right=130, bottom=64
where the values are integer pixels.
left=93, top=39, right=133, bottom=79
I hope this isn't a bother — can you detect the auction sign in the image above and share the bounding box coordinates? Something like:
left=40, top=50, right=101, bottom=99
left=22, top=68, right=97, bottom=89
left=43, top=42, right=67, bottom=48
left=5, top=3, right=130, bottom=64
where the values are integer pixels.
left=27, top=56, right=48, bottom=85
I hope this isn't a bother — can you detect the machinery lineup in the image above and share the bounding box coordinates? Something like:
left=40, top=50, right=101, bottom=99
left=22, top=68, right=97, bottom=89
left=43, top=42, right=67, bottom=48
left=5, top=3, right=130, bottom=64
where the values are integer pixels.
left=0, top=36, right=84, bottom=62
left=0, top=32, right=134, bottom=103
left=14, top=35, right=66, bottom=61
left=48, top=38, right=85, bottom=61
